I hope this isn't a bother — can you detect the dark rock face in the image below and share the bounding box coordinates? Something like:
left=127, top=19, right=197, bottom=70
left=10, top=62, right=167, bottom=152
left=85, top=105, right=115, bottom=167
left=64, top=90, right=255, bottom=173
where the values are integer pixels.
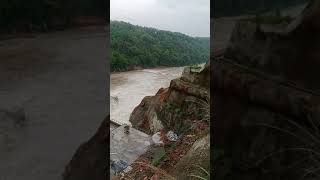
left=213, top=1, right=320, bottom=179
left=213, top=60, right=320, bottom=179
left=224, top=2, right=320, bottom=90
left=63, top=116, right=109, bottom=180
left=129, top=94, right=163, bottom=135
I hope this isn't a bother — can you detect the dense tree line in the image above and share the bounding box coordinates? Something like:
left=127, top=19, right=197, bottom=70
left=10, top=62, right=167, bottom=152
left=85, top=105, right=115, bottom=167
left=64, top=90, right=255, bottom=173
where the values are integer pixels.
left=213, top=0, right=307, bottom=17
left=111, top=21, right=210, bottom=71
left=0, top=0, right=107, bottom=33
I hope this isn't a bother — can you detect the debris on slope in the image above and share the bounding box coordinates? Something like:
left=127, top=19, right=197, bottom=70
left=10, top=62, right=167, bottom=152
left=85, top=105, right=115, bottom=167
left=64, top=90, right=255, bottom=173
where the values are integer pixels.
left=122, top=62, right=210, bottom=179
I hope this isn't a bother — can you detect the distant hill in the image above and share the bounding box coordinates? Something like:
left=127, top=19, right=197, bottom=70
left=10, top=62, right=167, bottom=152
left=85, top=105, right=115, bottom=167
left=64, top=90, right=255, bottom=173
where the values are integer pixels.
left=111, top=21, right=210, bottom=71
left=213, top=0, right=308, bottom=17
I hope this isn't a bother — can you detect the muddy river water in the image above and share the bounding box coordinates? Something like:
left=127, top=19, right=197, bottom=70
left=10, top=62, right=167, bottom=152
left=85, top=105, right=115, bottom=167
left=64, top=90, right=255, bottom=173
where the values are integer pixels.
left=110, top=67, right=184, bottom=125
left=0, top=27, right=108, bottom=180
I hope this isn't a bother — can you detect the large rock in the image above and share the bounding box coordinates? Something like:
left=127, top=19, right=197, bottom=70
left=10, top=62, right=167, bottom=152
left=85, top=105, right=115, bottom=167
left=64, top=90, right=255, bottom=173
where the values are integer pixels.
left=224, top=1, right=320, bottom=90
left=129, top=92, right=164, bottom=135
left=63, top=116, right=108, bottom=180
left=129, top=63, right=210, bottom=135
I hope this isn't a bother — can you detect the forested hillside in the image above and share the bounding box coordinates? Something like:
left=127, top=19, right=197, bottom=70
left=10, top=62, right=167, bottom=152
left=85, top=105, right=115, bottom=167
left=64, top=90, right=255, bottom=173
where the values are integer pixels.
left=213, top=0, right=307, bottom=17
left=111, top=21, right=210, bottom=71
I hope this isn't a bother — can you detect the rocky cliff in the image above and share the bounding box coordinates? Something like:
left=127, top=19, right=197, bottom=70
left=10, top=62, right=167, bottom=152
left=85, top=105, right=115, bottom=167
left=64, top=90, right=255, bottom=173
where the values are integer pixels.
left=213, top=1, right=320, bottom=179
left=129, top=63, right=210, bottom=135
left=125, top=63, right=210, bottom=179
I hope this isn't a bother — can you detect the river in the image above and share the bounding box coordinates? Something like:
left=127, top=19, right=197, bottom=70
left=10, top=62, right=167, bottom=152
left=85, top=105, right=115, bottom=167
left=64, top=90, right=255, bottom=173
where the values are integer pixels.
left=110, top=67, right=184, bottom=126
left=0, top=27, right=108, bottom=180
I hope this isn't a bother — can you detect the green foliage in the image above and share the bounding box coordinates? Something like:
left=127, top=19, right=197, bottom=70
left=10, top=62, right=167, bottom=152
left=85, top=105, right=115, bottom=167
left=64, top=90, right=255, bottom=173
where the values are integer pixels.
left=111, top=21, right=210, bottom=71
left=158, top=102, right=192, bottom=134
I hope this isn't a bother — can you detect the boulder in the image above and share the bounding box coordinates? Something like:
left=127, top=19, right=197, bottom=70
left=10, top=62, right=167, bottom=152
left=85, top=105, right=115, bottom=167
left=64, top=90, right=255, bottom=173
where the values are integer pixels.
left=63, top=116, right=108, bottom=180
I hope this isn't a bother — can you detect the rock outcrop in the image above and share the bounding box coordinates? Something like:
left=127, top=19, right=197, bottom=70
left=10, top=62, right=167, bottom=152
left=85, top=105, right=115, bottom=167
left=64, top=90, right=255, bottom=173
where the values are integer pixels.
left=224, top=1, right=320, bottom=90
left=63, top=116, right=108, bottom=180
left=213, top=1, right=320, bottom=179
left=129, top=63, right=210, bottom=135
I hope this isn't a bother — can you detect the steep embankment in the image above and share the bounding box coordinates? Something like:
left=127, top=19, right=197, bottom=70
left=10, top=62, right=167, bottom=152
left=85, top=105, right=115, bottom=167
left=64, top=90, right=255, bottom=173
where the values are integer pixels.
left=122, top=63, right=210, bottom=179
left=213, top=1, right=320, bottom=179
left=111, top=21, right=209, bottom=71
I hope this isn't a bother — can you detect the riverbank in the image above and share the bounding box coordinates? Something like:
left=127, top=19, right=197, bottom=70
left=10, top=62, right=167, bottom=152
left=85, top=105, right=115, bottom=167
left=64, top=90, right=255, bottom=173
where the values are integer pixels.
left=110, top=63, right=205, bottom=73
left=111, top=66, right=184, bottom=125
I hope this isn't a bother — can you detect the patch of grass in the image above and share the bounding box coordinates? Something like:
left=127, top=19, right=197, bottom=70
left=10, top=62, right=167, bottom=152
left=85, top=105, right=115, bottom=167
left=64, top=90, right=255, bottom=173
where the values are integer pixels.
left=186, top=97, right=210, bottom=125
left=152, top=147, right=166, bottom=166
left=188, top=165, right=210, bottom=180
left=158, top=96, right=210, bottom=137
left=254, top=113, right=320, bottom=179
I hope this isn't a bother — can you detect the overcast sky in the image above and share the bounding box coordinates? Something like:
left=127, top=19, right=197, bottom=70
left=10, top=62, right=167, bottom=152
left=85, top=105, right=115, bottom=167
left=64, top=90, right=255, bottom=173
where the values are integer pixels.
left=110, top=0, right=210, bottom=37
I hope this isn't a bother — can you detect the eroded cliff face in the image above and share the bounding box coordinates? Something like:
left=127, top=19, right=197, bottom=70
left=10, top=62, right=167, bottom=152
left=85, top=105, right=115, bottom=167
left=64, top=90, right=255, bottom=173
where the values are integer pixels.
left=124, top=63, right=210, bottom=179
left=213, top=1, right=320, bottom=179
left=129, top=63, right=210, bottom=135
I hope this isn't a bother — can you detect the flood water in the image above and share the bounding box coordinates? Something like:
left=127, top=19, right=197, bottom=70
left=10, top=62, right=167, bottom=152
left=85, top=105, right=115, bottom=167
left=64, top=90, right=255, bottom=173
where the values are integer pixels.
left=110, top=67, right=184, bottom=125
left=0, top=27, right=108, bottom=180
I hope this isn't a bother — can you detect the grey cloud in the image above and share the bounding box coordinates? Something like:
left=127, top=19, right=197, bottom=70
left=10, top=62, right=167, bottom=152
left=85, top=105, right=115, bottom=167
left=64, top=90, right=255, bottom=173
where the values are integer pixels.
left=111, top=0, right=210, bottom=37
